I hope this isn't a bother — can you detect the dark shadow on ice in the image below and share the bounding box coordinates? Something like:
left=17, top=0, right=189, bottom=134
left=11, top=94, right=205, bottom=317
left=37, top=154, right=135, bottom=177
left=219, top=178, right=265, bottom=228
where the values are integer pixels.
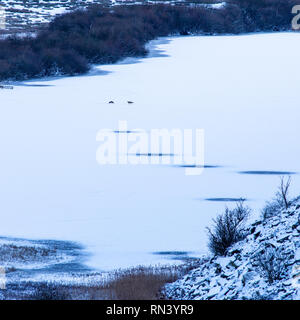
left=146, top=38, right=171, bottom=58
left=117, top=57, right=144, bottom=65
left=204, top=197, right=247, bottom=202
left=126, top=153, right=177, bottom=158
left=152, top=250, right=198, bottom=262
left=153, top=251, right=190, bottom=256
left=87, top=68, right=112, bottom=77
left=135, top=153, right=176, bottom=157
left=117, top=38, right=170, bottom=65
left=12, top=67, right=111, bottom=87
left=14, top=83, right=54, bottom=87
left=238, top=170, right=297, bottom=175
left=175, top=164, right=222, bottom=169
left=113, top=130, right=142, bottom=134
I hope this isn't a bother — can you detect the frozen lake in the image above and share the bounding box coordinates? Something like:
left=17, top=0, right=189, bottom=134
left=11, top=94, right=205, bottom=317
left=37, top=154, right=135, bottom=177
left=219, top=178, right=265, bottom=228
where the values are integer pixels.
left=1, top=33, right=300, bottom=271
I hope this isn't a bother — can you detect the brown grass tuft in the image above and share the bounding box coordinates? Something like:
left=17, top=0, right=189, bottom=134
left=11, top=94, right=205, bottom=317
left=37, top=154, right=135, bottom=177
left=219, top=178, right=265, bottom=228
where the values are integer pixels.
left=28, top=261, right=202, bottom=300
left=103, top=265, right=183, bottom=300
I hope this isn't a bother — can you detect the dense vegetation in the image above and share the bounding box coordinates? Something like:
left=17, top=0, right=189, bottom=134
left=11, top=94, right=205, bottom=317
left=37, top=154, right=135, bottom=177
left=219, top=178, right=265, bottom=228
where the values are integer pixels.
left=0, top=0, right=298, bottom=80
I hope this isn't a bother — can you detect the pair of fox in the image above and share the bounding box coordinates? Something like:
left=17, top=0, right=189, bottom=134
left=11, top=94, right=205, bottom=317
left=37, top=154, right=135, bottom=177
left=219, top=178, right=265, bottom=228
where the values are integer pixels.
left=109, top=100, right=133, bottom=104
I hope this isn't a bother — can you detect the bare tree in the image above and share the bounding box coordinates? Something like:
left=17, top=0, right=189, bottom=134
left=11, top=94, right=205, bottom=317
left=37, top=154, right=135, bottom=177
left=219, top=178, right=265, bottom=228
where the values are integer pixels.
left=262, top=176, right=292, bottom=219
left=278, top=176, right=291, bottom=209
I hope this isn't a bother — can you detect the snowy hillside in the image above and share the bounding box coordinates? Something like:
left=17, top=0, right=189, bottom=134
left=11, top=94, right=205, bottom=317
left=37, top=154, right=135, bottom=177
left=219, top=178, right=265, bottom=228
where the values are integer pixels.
left=164, top=201, right=300, bottom=300
left=0, top=0, right=225, bottom=33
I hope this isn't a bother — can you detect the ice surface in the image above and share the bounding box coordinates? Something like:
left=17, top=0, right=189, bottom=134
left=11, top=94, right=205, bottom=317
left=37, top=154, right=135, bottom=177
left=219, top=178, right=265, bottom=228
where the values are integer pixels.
left=0, top=33, right=300, bottom=271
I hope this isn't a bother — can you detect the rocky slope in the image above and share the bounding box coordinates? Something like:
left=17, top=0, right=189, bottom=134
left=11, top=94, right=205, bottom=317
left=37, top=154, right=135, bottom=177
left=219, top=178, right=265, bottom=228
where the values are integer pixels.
left=164, top=201, right=300, bottom=300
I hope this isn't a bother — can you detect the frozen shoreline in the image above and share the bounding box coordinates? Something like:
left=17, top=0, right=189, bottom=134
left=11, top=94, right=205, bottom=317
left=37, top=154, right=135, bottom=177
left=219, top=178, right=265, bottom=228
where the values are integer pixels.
left=0, top=235, right=199, bottom=300
left=1, top=33, right=300, bottom=272
left=0, top=236, right=101, bottom=284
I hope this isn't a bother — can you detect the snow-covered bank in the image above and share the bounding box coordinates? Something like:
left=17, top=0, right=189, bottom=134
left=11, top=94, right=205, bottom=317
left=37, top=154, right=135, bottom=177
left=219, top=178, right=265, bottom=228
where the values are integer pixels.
left=0, top=236, right=106, bottom=292
left=0, top=235, right=196, bottom=299
left=164, top=200, right=300, bottom=300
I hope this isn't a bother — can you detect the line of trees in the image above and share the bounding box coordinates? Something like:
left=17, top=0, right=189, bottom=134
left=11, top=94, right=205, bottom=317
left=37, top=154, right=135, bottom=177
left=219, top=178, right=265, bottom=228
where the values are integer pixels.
left=0, top=1, right=298, bottom=80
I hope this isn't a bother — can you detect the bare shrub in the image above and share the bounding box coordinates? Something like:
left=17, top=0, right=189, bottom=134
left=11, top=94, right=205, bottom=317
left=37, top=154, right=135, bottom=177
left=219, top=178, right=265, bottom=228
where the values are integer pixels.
left=254, top=246, right=287, bottom=284
left=30, top=283, right=70, bottom=300
left=23, top=262, right=201, bottom=300
left=0, top=244, right=55, bottom=264
left=262, top=176, right=292, bottom=220
left=262, top=200, right=282, bottom=220
left=207, top=200, right=251, bottom=256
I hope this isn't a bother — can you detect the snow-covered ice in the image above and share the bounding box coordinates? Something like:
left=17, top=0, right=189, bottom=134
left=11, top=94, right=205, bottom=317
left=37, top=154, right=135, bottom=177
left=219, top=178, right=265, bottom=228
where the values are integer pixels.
left=0, top=33, right=300, bottom=272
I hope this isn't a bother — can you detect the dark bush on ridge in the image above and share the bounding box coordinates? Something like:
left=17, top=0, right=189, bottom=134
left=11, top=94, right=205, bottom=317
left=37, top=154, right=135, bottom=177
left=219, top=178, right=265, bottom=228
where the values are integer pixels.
left=207, top=200, right=251, bottom=256
left=0, top=1, right=298, bottom=81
